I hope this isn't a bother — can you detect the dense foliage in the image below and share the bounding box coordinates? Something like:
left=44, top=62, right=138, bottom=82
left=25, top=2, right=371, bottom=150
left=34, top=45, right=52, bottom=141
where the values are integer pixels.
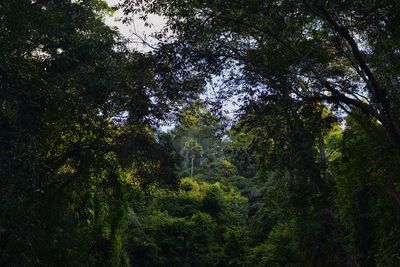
left=1, top=0, right=399, bottom=266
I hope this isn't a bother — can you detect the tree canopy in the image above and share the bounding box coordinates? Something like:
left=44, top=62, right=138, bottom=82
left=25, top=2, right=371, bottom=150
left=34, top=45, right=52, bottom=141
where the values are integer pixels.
left=1, top=1, right=399, bottom=266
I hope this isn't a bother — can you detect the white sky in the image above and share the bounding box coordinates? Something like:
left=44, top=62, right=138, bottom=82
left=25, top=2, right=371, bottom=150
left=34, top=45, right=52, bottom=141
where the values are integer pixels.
left=104, top=0, right=166, bottom=51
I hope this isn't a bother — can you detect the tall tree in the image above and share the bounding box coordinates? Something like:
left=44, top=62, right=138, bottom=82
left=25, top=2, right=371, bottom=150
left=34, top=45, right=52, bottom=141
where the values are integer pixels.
left=121, top=0, right=400, bottom=147
left=183, top=138, right=204, bottom=177
left=0, top=0, right=189, bottom=265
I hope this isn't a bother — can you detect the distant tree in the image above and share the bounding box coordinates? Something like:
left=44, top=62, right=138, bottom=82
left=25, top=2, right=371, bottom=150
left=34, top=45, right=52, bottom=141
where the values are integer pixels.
left=183, top=138, right=204, bottom=177
left=126, top=178, right=248, bottom=266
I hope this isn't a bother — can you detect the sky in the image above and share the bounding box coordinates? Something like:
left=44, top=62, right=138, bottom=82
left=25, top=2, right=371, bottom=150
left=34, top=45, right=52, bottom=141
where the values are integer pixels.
left=104, top=0, right=166, bottom=52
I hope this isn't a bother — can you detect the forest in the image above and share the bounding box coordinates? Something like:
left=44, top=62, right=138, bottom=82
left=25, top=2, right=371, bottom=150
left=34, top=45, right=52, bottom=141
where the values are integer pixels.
left=1, top=0, right=399, bottom=266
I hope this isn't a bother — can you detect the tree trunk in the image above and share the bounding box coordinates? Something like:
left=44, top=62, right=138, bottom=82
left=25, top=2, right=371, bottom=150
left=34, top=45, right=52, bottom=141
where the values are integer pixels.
left=191, top=157, right=194, bottom=177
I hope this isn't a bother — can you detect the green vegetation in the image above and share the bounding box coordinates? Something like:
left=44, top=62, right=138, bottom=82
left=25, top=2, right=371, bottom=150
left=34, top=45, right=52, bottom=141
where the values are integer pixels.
left=1, top=1, right=400, bottom=266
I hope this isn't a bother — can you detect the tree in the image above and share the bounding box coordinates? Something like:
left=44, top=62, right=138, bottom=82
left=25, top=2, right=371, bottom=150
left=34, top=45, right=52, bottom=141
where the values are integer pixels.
left=120, top=0, right=400, bottom=147
left=331, top=111, right=400, bottom=266
left=126, top=178, right=248, bottom=266
left=2, top=1, right=400, bottom=266
left=120, top=0, right=400, bottom=227
left=183, top=138, right=204, bottom=177
left=240, top=97, right=357, bottom=266
left=0, top=0, right=188, bottom=265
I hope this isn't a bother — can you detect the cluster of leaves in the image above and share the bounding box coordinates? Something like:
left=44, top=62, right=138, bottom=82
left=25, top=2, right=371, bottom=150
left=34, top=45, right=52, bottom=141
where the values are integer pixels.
left=2, top=0, right=400, bottom=266
left=118, top=1, right=400, bottom=265
left=157, top=99, right=400, bottom=267
left=332, top=113, right=400, bottom=266
left=0, top=0, right=189, bottom=265
left=126, top=178, right=248, bottom=267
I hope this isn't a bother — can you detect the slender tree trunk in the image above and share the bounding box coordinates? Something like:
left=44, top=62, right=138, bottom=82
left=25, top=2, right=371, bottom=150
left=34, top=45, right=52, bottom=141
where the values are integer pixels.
left=191, top=157, right=194, bottom=177
left=318, top=132, right=329, bottom=182
left=184, top=240, right=190, bottom=267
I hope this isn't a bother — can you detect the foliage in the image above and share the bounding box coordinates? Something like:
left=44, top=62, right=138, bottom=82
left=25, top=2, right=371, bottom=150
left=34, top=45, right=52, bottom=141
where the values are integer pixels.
left=332, top=112, right=400, bottom=266
left=1, top=1, right=400, bottom=266
left=127, top=178, right=248, bottom=266
left=0, top=0, right=185, bottom=265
